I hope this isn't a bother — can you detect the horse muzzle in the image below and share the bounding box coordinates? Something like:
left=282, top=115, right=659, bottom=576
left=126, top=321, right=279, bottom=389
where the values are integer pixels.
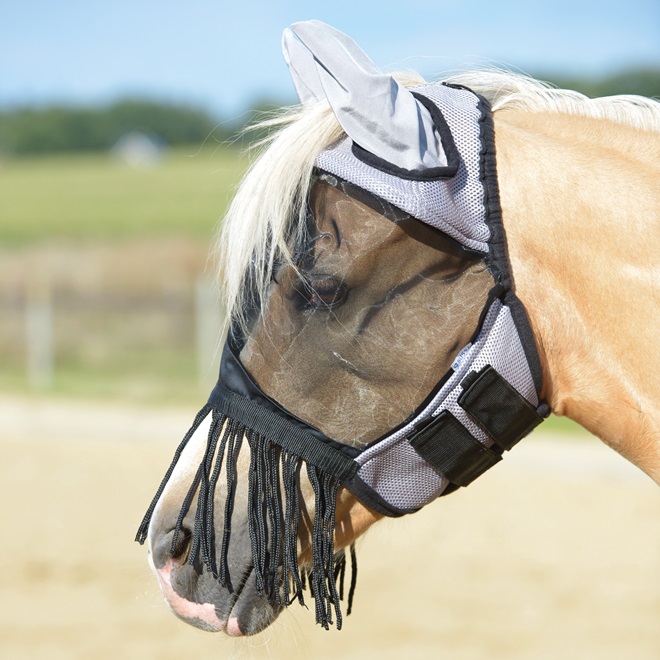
left=148, top=519, right=282, bottom=636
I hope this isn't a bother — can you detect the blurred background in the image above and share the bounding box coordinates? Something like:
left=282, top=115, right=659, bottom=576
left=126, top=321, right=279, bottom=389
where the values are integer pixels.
left=1, top=1, right=659, bottom=658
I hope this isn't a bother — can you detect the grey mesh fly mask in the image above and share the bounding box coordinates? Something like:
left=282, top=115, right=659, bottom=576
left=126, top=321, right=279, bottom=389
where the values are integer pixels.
left=137, top=21, right=550, bottom=631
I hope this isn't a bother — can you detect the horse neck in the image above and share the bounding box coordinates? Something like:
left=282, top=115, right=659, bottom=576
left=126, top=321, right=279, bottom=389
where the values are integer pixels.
left=494, top=107, right=660, bottom=483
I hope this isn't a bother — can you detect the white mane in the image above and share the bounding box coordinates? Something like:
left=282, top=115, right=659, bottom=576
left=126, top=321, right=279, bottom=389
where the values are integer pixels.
left=216, top=69, right=660, bottom=334
left=444, top=69, right=660, bottom=131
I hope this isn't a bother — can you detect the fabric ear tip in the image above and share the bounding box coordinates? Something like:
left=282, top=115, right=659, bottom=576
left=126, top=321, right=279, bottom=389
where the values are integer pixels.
left=282, top=28, right=293, bottom=50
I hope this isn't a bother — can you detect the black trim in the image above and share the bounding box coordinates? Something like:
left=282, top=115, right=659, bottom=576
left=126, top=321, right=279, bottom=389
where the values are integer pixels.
left=217, top=338, right=360, bottom=460
left=343, top=473, right=419, bottom=518
left=475, top=93, right=545, bottom=396
left=350, top=92, right=461, bottom=181
left=314, top=168, right=485, bottom=259
left=208, top=381, right=359, bottom=483
left=439, top=483, right=460, bottom=497
left=466, top=283, right=506, bottom=347
left=503, top=290, right=545, bottom=395
left=476, top=94, right=510, bottom=289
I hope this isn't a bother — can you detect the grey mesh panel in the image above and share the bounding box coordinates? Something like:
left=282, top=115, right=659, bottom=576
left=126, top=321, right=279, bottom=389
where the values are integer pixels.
left=316, top=83, right=490, bottom=253
left=355, top=301, right=539, bottom=510
left=356, top=438, right=449, bottom=509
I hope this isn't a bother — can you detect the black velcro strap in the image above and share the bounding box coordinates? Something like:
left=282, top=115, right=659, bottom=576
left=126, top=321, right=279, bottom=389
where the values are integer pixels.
left=458, top=365, right=544, bottom=452
left=408, top=411, right=501, bottom=487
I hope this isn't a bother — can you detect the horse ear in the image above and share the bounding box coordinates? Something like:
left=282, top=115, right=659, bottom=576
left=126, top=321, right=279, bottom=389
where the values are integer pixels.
left=282, top=28, right=326, bottom=106
left=287, top=20, right=447, bottom=171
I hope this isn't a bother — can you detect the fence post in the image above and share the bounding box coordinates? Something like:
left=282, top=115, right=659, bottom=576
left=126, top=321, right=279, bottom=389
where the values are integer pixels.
left=26, top=279, right=54, bottom=390
left=195, top=276, right=222, bottom=388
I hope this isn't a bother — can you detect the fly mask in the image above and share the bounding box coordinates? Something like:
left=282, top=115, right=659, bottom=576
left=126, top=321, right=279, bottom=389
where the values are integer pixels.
left=137, top=20, right=550, bottom=630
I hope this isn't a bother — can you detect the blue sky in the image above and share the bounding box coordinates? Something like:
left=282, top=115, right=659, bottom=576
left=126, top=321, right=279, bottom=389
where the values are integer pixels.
left=2, top=0, right=658, bottom=119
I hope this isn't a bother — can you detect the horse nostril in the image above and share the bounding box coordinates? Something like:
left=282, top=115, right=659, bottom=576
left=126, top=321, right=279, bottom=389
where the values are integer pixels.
left=170, top=527, right=192, bottom=561
left=152, top=526, right=193, bottom=568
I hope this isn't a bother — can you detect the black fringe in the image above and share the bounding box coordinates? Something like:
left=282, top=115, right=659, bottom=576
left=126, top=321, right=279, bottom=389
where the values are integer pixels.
left=136, top=405, right=359, bottom=629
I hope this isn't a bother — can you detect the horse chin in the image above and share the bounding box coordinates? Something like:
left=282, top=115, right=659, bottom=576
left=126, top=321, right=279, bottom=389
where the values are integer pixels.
left=148, top=550, right=282, bottom=636
left=224, top=570, right=283, bottom=636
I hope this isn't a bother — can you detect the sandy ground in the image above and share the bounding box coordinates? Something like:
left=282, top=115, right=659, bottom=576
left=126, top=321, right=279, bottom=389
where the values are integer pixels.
left=1, top=396, right=658, bottom=660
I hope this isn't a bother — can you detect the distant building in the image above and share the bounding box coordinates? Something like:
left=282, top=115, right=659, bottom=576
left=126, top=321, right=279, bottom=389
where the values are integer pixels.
left=111, top=131, right=165, bottom=168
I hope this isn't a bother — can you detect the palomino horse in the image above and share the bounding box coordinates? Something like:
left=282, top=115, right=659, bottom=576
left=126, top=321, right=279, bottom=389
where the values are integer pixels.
left=138, top=21, right=659, bottom=637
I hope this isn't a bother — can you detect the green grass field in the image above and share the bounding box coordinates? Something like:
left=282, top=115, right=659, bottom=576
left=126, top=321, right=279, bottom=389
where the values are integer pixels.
left=0, top=146, right=248, bottom=243
left=1, top=146, right=245, bottom=404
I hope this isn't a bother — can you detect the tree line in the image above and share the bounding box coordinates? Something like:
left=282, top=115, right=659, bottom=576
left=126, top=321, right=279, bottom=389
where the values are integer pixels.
left=0, top=99, right=230, bottom=156
left=0, top=67, right=657, bottom=157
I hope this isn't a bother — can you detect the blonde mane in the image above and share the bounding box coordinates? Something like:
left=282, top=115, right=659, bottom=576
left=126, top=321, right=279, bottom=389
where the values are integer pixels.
left=216, top=69, right=660, bottom=334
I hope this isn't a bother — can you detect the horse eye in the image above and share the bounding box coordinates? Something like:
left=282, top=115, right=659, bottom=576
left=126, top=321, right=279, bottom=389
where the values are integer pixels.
left=295, top=274, right=347, bottom=310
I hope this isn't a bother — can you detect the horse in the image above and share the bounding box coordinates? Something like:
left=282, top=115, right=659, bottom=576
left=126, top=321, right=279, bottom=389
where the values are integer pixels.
left=138, top=20, right=660, bottom=638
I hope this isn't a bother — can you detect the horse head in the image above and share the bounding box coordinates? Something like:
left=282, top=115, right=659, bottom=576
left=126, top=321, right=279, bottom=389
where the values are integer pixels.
left=138, top=19, right=660, bottom=637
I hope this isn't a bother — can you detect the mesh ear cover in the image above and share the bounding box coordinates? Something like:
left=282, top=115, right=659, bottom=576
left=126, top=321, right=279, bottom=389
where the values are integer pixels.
left=316, top=84, right=491, bottom=252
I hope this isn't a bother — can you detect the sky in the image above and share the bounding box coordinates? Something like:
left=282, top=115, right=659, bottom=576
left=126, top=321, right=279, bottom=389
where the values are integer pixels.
left=2, top=0, right=659, bottom=120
